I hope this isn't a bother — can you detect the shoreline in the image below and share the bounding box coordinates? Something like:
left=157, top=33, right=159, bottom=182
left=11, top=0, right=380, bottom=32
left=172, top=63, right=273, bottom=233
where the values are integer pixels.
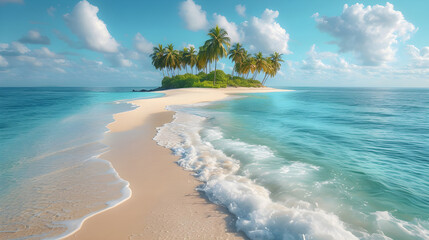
left=65, top=87, right=288, bottom=239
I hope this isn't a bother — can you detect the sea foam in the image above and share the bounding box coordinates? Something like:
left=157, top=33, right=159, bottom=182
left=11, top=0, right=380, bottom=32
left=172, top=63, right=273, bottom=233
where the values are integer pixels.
left=154, top=109, right=360, bottom=240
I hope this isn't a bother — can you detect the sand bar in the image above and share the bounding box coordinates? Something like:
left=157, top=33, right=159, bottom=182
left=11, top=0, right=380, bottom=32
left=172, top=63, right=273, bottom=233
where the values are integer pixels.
left=66, top=87, right=287, bottom=239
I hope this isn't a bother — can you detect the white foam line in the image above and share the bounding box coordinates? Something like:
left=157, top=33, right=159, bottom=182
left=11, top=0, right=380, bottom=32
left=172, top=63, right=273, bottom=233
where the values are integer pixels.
left=53, top=157, right=132, bottom=240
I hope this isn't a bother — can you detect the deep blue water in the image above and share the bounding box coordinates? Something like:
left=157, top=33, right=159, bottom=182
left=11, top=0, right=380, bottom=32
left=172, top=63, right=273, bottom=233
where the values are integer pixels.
left=156, top=87, right=429, bottom=239
left=0, top=87, right=161, bottom=239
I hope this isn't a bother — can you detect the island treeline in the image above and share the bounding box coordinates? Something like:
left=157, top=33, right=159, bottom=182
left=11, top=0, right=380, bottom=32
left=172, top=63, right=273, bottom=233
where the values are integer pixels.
left=150, top=26, right=284, bottom=89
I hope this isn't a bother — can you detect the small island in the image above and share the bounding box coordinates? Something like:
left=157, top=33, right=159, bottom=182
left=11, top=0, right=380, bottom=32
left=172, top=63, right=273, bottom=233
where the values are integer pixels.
left=150, top=26, right=284, bottom=89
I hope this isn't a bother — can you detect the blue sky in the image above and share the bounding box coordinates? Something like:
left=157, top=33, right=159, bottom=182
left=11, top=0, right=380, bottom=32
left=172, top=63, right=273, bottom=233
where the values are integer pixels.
left=0, top=0, right=428, bottom=87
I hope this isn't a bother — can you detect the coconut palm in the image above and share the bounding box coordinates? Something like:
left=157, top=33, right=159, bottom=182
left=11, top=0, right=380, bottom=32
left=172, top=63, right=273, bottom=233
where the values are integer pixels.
left=263, top=52, right=283, bottom=85
left=150, top=44, right=166, bottom=77
left=253, top=52, right=267, bottom=80
left=180, top=47, right=190, bottom=73
left=197, top=46, right=208, bottom=73
left=188, top=46, right=198, bottom=74
left=204, top=25, right=231, bottom=85
left=164, top=44, right=180, bottom=76
left=262, top=57, right=273, bottom=85
left=235, top=52, right=250, bottom=78
left=228, top=43, right=245, bottom=77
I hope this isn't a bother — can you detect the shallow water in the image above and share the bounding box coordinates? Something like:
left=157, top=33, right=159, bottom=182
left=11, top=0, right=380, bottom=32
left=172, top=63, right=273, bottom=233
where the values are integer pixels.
left=0, top=87, right=162, bottom=239
left=155, top=87, right=429, bottom=240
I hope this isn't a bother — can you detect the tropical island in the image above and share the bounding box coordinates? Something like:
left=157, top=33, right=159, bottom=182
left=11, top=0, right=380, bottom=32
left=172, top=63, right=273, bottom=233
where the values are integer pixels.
left=150, top=26, right=284, bottom=89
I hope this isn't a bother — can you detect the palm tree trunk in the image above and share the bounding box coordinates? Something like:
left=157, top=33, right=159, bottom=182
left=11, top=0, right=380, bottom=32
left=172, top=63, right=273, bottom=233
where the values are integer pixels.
left=262, top=75, right=269, bottom=86
left=213, top=60, right=217, bottom=85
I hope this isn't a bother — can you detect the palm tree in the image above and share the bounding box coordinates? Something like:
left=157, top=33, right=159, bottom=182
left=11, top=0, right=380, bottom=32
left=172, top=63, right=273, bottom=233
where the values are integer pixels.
left=204, top=25, right=231, bottom=85
left=180, top=47, right=190, bottom=73
left=188, top=46, right=198, bottom=74
left=262, top=57, right=273, bottom=84
left=262, top=52, right=283, bottom=86
left=248, top=57, right=256, bottom=79
left=235, top=52, right=250, bottom=78
left=150, top=44, right=166, bottom=77
left=228, top=43, right=245, bottom=78
left=253, top=52, right=267, bottom=80
left=197, top=46, right=208, bottom=73
left=164, top=44, right=180, bottom=76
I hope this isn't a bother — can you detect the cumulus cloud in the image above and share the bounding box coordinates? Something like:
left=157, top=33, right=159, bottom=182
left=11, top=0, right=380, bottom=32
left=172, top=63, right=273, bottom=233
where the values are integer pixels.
left=16, top=56, right=42, bottom=67
left=0, top=41, right=66, bottom=70
left=134, top=33, right=154, bottom=54
left=64, top=0, right=119, bottom=53
left=0, top=42, right=30, bottom=56
left=0, top=56, right=8, bottom=67
left=242, top=9, right=291, bottom=54
left=19, top=30, right=50, bottom=45
left=179, top=0, right=208, bottom=31
left=315, top=3, right=415, bottom=66
left=302, top=44, right=353, bottom=71
left=407, top=45, right=429, bottom=68
left=105, top=52, right=133, bottom=68
left=302, top=45, right=330, bottom=70
left=235, top=4, right=246, bottom=17
left=33, top=47, right=57, bottom=58
left=213, top=13, right=243, bottom=43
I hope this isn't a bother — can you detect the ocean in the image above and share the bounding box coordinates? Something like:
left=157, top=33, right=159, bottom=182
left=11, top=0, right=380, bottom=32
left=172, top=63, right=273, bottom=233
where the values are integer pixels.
left=154, top=87, right=429, bottom=240
left=1, top=87, right=428, bottom=240
left=0, top=87, right=162, bottom=239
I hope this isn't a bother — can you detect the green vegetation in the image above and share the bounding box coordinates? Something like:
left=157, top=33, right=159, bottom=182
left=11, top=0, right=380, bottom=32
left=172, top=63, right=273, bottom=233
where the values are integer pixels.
left=150, top=25, right=284, bottom=89
left=161, top=70, right=262, bottom=89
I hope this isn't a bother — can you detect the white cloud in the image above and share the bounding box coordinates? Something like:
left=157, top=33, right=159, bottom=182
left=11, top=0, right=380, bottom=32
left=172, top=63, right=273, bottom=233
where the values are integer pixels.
left=407, top=45, right=429, bottom=68
left=134, top=33, right=153, bottom=54
left=315, top=3, right=415, bottom=66
left=302, top=45, right=330, bottom=70
left=242, top=9, right=291, bottom=54
left=302, top=44, right=353, bottom=72
left=19, top=30, right=50, bottom=45
left=0, top=56, right=8, bottom=67
left=184, top=43, right=195, bottom=49
left=179, top=0, right=208, bottom=31
left=106, top=52, right=133, bottom=68
left=213, top=13, right=243, bottom=43
left=0, top=41, right=68, bottom=72
left=47, top=6, right=56, bottom=17
left=16, top=56, right=43, bottom=67
left=0, top=42, right=30, bottom=56
left=64, top=0, right=119, bottom=53
left=33, top=47, right=57, bottom=58
left=235, top=4, right=246, bottom=17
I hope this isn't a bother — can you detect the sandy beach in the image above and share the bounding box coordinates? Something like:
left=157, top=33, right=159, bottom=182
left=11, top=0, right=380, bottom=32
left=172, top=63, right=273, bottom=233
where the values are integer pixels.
left=65, top=87, right=287, bottom=239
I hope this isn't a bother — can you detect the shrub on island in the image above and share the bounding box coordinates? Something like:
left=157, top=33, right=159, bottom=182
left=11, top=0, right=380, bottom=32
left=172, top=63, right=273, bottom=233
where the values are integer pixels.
left=161, top=70, right=263, bottom=89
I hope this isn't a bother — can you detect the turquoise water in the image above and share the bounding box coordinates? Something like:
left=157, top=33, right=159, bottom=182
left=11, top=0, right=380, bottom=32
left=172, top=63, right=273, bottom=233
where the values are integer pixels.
left=0, top=87, right=162, bottom=239
left=155, top=88, right=429, bottom=240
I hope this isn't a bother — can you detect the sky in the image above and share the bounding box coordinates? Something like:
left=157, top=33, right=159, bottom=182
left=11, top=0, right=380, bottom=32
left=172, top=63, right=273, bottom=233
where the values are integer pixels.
left=0, top=0, right=428, bottom=87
